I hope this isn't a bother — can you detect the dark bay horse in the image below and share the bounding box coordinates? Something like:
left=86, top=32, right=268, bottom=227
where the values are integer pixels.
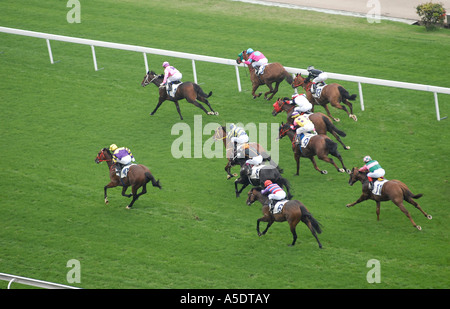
left=236, top=50, right=293, bottom=100
left=141, top=70, right=218, bottom=120
left=279, top=123, right=349, bottom=175
left=346, top=167, right=432, bottom=230
left=272, top=97, right=350, bottom=150
left=292, top=73, right=357, bottom=122
left=213, top=126, right=276, bottom=179
left=234, top=164, right=292, bottom=199
left=95, top=148, right=162, bottom=209
left=246, top=188, right=323, bottom=248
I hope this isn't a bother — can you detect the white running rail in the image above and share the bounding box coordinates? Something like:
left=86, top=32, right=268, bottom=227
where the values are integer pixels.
left=1, top=26, right=448, bottom=120
left=0, top=272, right=81, bottom=289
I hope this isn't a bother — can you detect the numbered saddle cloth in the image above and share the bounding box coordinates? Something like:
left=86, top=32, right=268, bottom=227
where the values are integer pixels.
left=312, top=84, right=326, bottom=99
left=249, top=164, right=266, bottom=180
left=168, top=82, right=182, bottom=97
left=300, top=132, right=317, bottom=148
left=271, top=199, right=288, bottom=214
left=371, top=179, right=388, bottom=196
left=120, top=164, right=136, bottom=178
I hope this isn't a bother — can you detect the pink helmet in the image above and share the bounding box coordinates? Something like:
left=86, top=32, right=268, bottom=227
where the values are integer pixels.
left=162, top=61, right=169, bottom=68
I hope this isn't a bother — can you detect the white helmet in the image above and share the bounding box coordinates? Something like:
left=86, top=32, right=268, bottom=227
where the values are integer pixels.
left=363, top=156, right=372, bottom=163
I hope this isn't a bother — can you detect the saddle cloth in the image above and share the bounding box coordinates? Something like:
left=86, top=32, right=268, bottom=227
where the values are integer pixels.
left=249, top=164, right=266, bottom=180
left=300, top=133, right=317, bottom=148
left=372, top=179, right=388, bottom=196
left=120, top=164, right=137, bottom=178
left=257, top=63, right=268, bottom=75
left=167, top=82, right=183, bottom=97
left=312, top=84, right=326, bottom=99
left=271, top=199, right=288, bottom=214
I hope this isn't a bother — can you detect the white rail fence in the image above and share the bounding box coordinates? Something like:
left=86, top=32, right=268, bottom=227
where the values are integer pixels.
left=1, top=26, right=449, bottom=121
left=0, top=272, right=80, bottom=289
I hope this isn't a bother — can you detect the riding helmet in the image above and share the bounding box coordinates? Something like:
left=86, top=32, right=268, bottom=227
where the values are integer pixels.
left=363, top=156, right=372, bottom=163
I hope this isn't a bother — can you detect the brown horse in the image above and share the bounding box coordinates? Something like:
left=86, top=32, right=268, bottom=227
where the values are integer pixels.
left=246, top=188, right=323, bottom=248
left=141, top=70, right=218, bottom=120
left=236, top=50, right=293, bottom=100
left=272, top=97, right=350, bottom=150
left=278, top=123, right=349, bottom=175
left=213, top=126, right=276, bottom=179
left=95, top=148, right=162, bottom=209
left=346, top=167, right=432, bottom=230
left=292, top=73, right=357, bottom=122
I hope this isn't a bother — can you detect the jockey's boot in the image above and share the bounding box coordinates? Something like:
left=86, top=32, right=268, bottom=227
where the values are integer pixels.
left=367, top=176, right=374, bottom=190
left=311, top=82, right=316, bottom=94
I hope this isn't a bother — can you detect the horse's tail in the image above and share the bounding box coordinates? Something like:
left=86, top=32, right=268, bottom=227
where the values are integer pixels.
left=278, top=176, right=292, bottom=199
left=145, top=172, right=162, bottom=189
left=325, top=138, right=340, bottom=157
left=399, top=182, right=423, bottom=200
left=338, top=86, right=357, bottom=101
left=284, top=70, right=294, bottom=85
left=322, top=115, right=346, bottom=137
left=194, top=83, right=213, bottom=98
left=300, top=205, right=322, bottom=234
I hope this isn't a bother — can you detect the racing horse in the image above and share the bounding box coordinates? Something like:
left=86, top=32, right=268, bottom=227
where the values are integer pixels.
left=346, top=167, right=432, bottom=230
left=246, top=188, right=323, bottom=248
left=234, top=163, right=292, bottom=199
left=213, top=126, right=279, bottom=179
left=272, top=97, right=350, bottom=150
left=278, top=123, right=349, bottom=175
left=141, top=70, right=218, bottom=120
left=292, top=73, right=357, bottom=122
left=236, top=50, right=293, bottom=100
left=95, top=148, right=162, bottom=209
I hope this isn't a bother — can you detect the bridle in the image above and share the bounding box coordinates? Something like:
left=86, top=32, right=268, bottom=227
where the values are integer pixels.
left=273, top=99, right=294, bottom=114
left=96, top=149, right=112, bottom=163
left=142, top=72, right=160, bottom=86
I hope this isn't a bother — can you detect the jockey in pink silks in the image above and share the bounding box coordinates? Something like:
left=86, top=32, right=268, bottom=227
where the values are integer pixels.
left=243, top=48, right=268, bottom=75
left=160, top=61, right=182, bottom=94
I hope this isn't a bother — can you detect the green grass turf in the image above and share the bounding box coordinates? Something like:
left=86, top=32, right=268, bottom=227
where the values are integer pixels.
left=0, top=0, right=449, bottom=289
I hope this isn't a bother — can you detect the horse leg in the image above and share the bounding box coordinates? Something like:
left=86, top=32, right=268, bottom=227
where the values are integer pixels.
left=317, top=154, right=345, bottom=173
left=150, top=97, right=166, bottom=117
left=346, top=193, right=370, bottom=208
left=121, top=186, right=132, bottom=198
left=173, top=101, right=184, bottom=120
left=104, top=182, right=118, bottom=204
left=294, top=152, right=300, bottom=176
left=309, top=157, right=326, bottom=174
left=405, top=196, right=432, bottom=221
left=234, top=178, right=248, bottom=198
left=393, top=199, right=421, bottom=230
left=126, top=186, right=142, bottom=209
left=266, top=82, right=280, bottom=101
left=322, top=103, right=340, bottom=122
left=251, top=83, right=262, bottom=99
left=257, top=216, right=273, bottom=236
left=342, top=99, right=357, bottom=121
left=288, top=217, right=300, bottom=246
left=197, top=96, right=217, bottom=115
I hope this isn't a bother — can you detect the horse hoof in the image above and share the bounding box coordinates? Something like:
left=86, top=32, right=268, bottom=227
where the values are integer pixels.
left=345, top=146, right=351, bottom=150
left=427, top=215, right=432, bottom=220
left=227, top=175, right=232, bottom=180
left=416, top=225, right=422, bottom=231
left=334, top=118, right=340, bottom=122
left=215, top=111, right=219, bottom=116
left=322, top=170, right=328, bottom=174
left=338, top=168, right=345, bottom=173
left=105, top=199, right=109, bottom=204
left=350, top=114, right=358, bottom=121
left=126, top=205, right=132, bottom=209
left=346, top=169, right=351, bottom=174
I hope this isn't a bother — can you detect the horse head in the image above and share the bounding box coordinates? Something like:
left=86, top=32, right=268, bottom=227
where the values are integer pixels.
left=141, top=70, right=160, bottom=87
left=348, top=167, right=366, bottom=186
left=95, top=148, right=112, bottom=164
left=272, top=97, right=293, bottom=116
left=246, top=187, right=262, bottom=206
left=213, top=126, right=226, bottom=141
left=278, top=122, right=291, bottom=140
left=292, top=73, right=306, bottom=88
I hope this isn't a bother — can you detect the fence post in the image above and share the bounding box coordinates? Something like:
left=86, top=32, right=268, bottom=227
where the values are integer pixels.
left=358, top=82, right=365, bottom=111
left=235, top=65, right=241, bottom=92
left=46, top=39, right=55, bottom=64
left=143, top=52, right=148, bottom=73
left=192, top=59, right=198, bottom=84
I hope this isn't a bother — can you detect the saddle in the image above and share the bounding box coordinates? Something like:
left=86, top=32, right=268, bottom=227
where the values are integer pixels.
left=270, top=199, right=288, bottom=214
left=166, top=81, right=182, bottom=97
left=371, top=178, right=388, bottom=196
left=312, top=83, right=326, bottom=99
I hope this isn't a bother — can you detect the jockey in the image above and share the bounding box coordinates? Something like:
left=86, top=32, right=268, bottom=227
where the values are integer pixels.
left=291, top=112, right=317, bottom=147
left=227, top=123, right=249, bottom=159
left=261, top=180, right=286, bottom=208
left=160, top=61, right=182, bottom=95
left=243, top=48, right=268, bottom=75
left=291, top=93, right=313, bottom=114
left=359, top=156, right=385, bottom=189
left=305, top=65, right=328, bottom=95
left=109, top=144, right=136, bottom=175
